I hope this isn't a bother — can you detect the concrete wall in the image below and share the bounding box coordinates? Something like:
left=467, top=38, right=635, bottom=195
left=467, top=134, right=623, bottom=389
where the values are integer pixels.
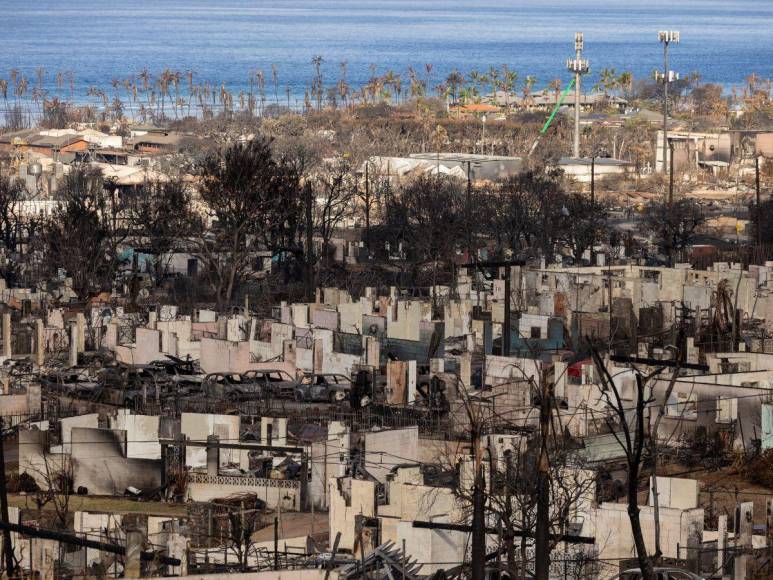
left=590, top=503, right=703, bottom=577
left=135, top=327, right=162, bottom=364
left=0, top=393, right=33, bottom=417
left=363, top=427, right=419, bottom=483
left=57, top=413, right=100, bottom=453
left=651, top=372, right=773, bottom=451
left=70, top=427, right=162, bottom=495
left=386, top=301, right=426, bottom=341
left=310, top=422, right=349, bottom=510
left=328, top=478, right=376, bottom=551
left=186, top=475, right=299, bottom=510
left=18, top=429, right=68, bottom=488
left=180, top=413, right=241, bottom=468
left=648, top=476, right=699, bottom=510
left=199, top=338, right=252, bottom=374
left=109, top=410, right=161, bottom=459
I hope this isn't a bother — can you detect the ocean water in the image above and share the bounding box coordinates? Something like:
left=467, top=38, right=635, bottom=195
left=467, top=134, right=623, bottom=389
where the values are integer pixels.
left=2, top=0, right=772, bottom=108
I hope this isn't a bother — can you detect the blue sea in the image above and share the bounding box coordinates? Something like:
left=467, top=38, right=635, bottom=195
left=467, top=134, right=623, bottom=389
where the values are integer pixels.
left=2, top=0, right=772, bottom=110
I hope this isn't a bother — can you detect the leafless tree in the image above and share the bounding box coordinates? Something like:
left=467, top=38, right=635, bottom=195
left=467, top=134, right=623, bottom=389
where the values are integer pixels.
left=130, top=177, right=200, bottom=286
left=313, top=157, right=357, bottom=265
left=383, top=174, right=465, bottom=305
left=640, top=199, right=704, bottom=266
left=30, top=454, right=75, bottom=530
left=42, top=165, right=119, bottom=299
left=591, top=349, right=658, bottom=580
left=0, top=170, right=22, bottom=253
left=558, top=193, right=609, bottom=263
left=195, top=137, right=302, bottom=306
left=447, top=364, right=596, bottom=580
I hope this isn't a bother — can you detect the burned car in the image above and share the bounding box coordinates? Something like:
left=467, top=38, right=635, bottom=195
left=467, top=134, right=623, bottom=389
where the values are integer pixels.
left=202, top=372, right=257, bottom=400
left=92, top=364, right=164, bottom=408
left=295, top=373, right=351, bottom=402
left=241, top=369, right=298, bottom=399
left=148, top=355, right=203, bottom=395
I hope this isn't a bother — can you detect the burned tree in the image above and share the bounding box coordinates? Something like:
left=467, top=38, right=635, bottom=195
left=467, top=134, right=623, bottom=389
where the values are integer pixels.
left=640, top=199, right=704, bottom=265
left=558, top=193, right=609, bottom=263
left=383, top=174, right=465, bottom=300
left=313, top=157, right=357, bottom=267
left=591, top=349, right=657, bottom=580
left=0, top=171, right=22, bottom=254
left=447, top=364, right=596, bottom=580
left=43, top=165, right=117, bottom=299
left=485, top=170, right=566, bottom=260
left=130, top=177, right=200, bottom=286
left=196, top=137, right=302, bottom=306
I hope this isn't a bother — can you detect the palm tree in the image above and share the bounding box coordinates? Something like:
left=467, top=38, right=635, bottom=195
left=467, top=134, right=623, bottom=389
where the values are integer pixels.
left=688, top=71, right=702, bottom=90
left=0, top=79, right=8, bottom=118
left=548, top=78, right=562, bottom=103
left=618, top=71, right=633, bottom=98
left=67, top=71, right=75, bottom=103
left=337, top=78, right=349, bottom=110
left=522, top=75, right=537, bottom=108
left=138, top=68, right=153, bottom=113
left=15, top=75, right=28, bottom=108
left=383, top=70, right=396, bottom=104
left=745, top=72, right=759, bottom=99
left=503, top=67, right=519, bottom=101
left=468, top=69, right=481, bottom=98
left=602, top=68, right=619, bottom=96
left=171, top=70, right=182, bottom=118
left=311, top=55, right=324, bottom=111
left=488, top=65, right=500, bottom=94
left=446, top=70, right=464, bottom=106
left=271, top=64, right=280, bottom=106
left=157, top=69, right=172, bottom=118
left=185, top=70, right=194, bottom=116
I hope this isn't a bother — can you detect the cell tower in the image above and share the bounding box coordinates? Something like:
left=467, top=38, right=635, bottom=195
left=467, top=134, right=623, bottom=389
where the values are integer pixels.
left=656, top=30, right=680, bottom=177
left=567, top=32, right=590, bottom=159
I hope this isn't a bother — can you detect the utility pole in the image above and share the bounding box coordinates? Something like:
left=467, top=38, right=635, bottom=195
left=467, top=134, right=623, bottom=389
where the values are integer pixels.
left=756, top=156, right=761, bottom=246
left=273, top=515, right=279, bottom=570
left=503, top=267, right=511, bottom=357
left=0, top=419, right=15, bottom=578
left=357, top=516, right=368, bottom=580
left=304, top=181, right=314, bottom=302
left=504, top=450, right=515, bottom=575
left=590, top=155, right=596, bottom=203
left=467, top=160, right=473, bottom=258
left=668, top=140, right=675, bottom=207
left=657, top=31, right=680, bottom=176
left=364, top=162, right=371, bottom=253
left=470, top=419, right=486, bottom=580
left=534, top=369, right=553, bottom=580
left=567, top=32, right=589, bottom=159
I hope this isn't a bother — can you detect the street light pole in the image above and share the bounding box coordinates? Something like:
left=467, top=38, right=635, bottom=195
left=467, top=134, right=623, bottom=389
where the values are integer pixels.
left=567, top=32, right=590, bottom=159
left=481, top=114, right=487, bottom=154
